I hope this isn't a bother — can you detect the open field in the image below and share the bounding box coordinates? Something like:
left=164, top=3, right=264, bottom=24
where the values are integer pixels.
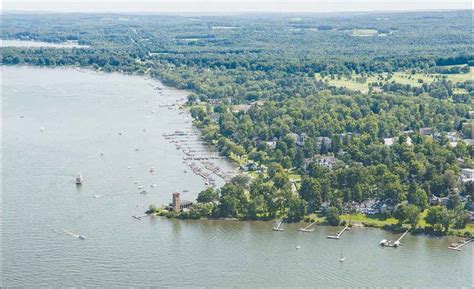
left=316, top=66, right=473, bottom=94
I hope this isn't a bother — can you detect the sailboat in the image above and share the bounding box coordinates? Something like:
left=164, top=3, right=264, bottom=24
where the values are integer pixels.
left=339, top=250, right=346, bottom=262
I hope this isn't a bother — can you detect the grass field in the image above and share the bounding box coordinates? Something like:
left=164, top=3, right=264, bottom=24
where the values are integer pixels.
left=338, top=211, right=474, bottom=235
left=315, top=66, right=473, bottom=94
left=351, top=29, right=378, bottom=37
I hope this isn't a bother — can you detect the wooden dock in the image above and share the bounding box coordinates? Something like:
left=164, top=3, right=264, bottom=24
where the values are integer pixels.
left=273, top=219, right=284, bottom=231
left=298, top=221, right=317, bottom=232
left=132, top=215, right=150, bottom=220
left=448, top=238, right=473, bottom=251
left=327, top=225, right=350, bottom=239
left=380, top=229, right=409, bottom=247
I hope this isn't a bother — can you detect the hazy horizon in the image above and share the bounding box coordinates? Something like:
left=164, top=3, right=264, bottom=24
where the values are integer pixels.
left=2, top=0, right=472, bottom=14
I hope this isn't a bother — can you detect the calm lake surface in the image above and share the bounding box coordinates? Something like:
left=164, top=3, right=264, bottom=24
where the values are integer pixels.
left=2, top=66, right=473, bottom=287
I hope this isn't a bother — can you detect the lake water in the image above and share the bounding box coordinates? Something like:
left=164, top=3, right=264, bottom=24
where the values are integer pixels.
left=2, top=66, right=473, bottom=287
left=1, top=39, right=89, bottom=48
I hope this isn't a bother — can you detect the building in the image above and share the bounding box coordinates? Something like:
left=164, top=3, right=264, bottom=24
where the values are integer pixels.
left=461, top=168, right=474, bottom=182
left=419, top=127, right=432, bottom=136
left=315, top=137, right=332, bottom=149
left=430, top=195, right=449, bottom=206
left=384, top=138, right=395, bottom=146
left=384, top=136, right=412, bottom=146
left=167, top=192, right=193, bottom=212
left=315, top=156, right=338, bottom=169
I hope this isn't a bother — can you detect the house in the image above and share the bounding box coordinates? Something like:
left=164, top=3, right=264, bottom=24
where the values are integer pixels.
left=461, top=168, right=474, bottom=182
left=231, top=104, right=251, bottom=113
left=467, top=202, right=474, bottom=221
left=446, top=132, right=460, bottom=142
left=430, top=195, right=449, bottom=206
left=315, top=156, right=338, bottom=169
left=265, top=141, right=277, bottom=149
left=296, top=133, right=308, bottom=147
left=318, top=201, right=331, bottom=213
left=384, top=138, right=395, bottom=146
left=209, top=113, right=219, bottom=123
left=315, top=137, right=332, bottom=149
left=462, top=139, right=473, bottom=146
left=384, top=136, right=412, bottom=146
left=419, top=127, right=432, bottom=136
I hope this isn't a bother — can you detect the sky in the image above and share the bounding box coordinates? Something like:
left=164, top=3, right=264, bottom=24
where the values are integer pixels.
left=2, top=0, right=472, bottom=13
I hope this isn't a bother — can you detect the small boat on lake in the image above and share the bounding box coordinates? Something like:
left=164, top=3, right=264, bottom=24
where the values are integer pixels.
left=75, top=173, right=83, bottom=185
left=340, top=250, right=346, bottom=262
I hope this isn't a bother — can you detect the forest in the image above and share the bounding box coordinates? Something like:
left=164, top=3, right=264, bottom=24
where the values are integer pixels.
left=2, top=10, right=473, bottom=235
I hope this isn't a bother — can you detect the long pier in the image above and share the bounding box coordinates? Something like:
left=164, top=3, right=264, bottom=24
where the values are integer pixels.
left=448, top=238, right=473, bottom=251
left=327, top=225, right=350, bottom=239
left=298, top=221, right=317, bottom=232
left=273, top=219, right=284, bottom=231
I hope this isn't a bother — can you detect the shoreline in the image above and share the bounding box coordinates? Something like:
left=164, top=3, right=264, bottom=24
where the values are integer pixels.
left=4, top=64, right=473, bottom=241
left=150, top=210, right=473, bottom=239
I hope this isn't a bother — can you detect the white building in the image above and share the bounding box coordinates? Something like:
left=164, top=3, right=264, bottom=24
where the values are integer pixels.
left=461, top=168, right=474, bottom=182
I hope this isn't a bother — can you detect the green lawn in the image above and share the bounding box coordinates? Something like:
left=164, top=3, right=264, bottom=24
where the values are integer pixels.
left=315, top=67, right=473, bottom=94
left=340, top=213, right=398, bottom=227
left=351, top=29, right=378, bottom=37
left=338, top=211, right=474, bottom=235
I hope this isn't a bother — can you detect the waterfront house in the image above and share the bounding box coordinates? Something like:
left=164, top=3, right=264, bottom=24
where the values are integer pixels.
left=318, top=201, right=331, bottom=213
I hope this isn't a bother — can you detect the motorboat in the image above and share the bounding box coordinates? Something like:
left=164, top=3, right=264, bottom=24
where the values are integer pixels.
left=75, top=173, right=83, bottom=185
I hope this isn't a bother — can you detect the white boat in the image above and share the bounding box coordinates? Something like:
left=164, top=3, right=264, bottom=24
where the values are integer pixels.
left=78, top=235, right=86, bottom=240
left=75, top=173, right=83, bottom=185
left=340, top=250, right=345, bottom=262
left=150, top=184, right=156, bottom=188
left=40, top=126, right=45, bottom=132
left=296, top=245, right=301, bottom=250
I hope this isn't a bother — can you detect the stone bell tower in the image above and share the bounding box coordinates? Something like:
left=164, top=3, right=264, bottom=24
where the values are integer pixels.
left=172, top=192, right=180, bottom=212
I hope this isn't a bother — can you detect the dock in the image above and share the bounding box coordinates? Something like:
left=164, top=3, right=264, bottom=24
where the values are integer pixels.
left=132, top=215, right=150, bottom=220
left=327, top=225, right=350, bottom=239
left=273, top=219, right=284, bottom=231
left=380, top=229, right=409, bottom=247
left=298, top=221, right=317, bottom=232
left=448, top=238, right=473, bottom=251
